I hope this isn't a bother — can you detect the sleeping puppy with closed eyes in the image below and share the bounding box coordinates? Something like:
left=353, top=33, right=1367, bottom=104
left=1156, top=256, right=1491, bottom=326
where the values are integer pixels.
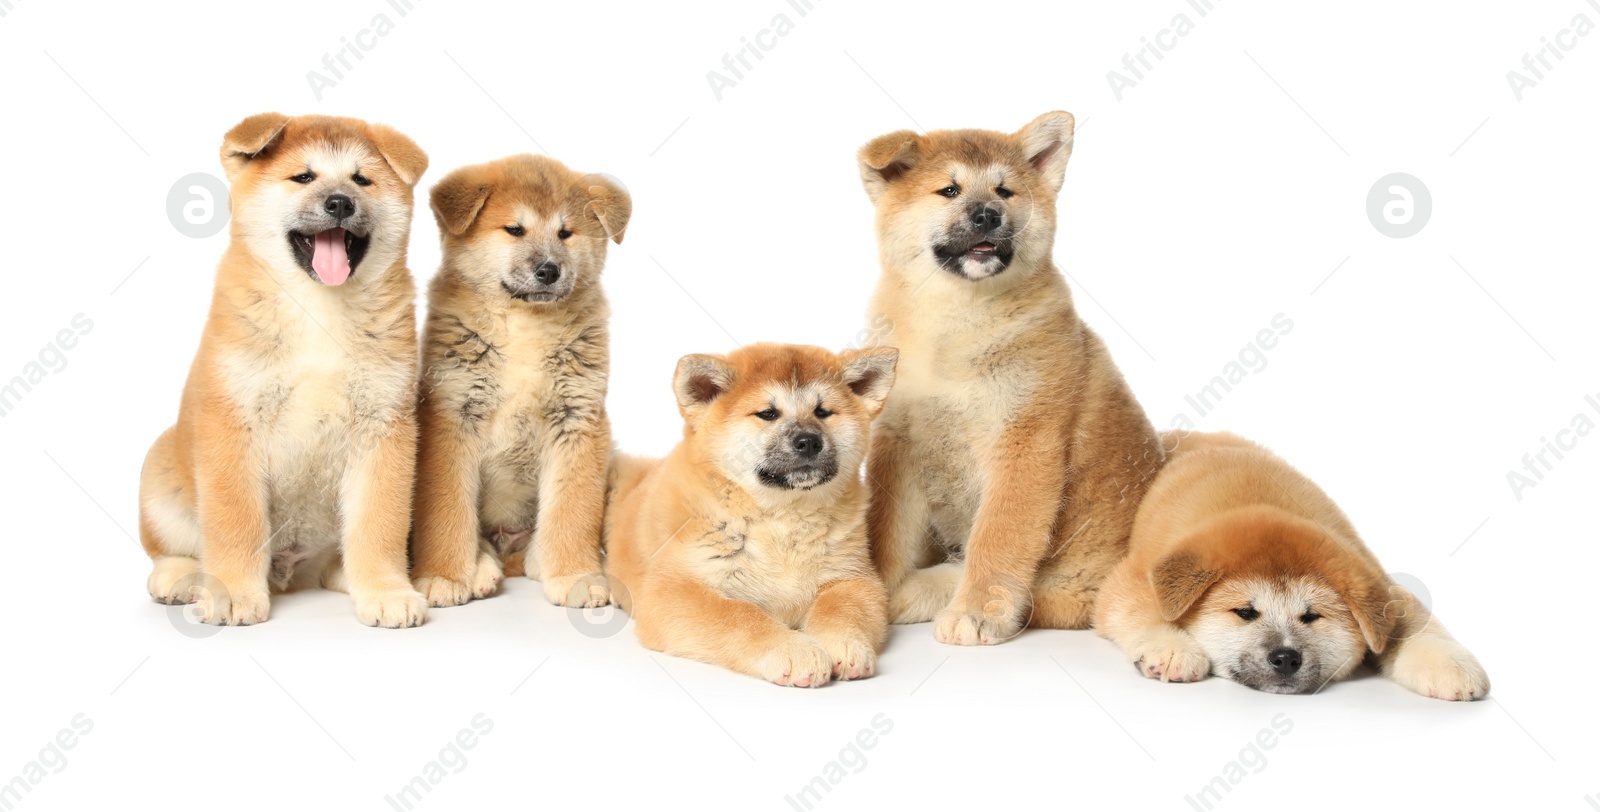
left=1095, top=432, right=1489, bottom=700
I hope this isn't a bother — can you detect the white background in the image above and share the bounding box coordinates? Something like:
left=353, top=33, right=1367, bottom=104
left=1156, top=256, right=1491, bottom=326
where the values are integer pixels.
left=1, top=1, right=1596, bottom=809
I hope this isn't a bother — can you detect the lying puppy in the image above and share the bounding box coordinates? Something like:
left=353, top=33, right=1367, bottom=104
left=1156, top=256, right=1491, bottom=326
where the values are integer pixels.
left=1095, top=432, right=1490, bottom=700
left=139, top=113, right=430, bottom=627
left=857, top=112, right=1163, bottom=644
left=411, top=155, right=629, bottom=608
left=605, top=344, right=897, bottom=686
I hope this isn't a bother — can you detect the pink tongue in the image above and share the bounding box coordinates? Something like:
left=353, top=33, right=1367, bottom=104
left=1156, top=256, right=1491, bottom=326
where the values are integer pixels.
left=311, top=229, right=351, bottom=285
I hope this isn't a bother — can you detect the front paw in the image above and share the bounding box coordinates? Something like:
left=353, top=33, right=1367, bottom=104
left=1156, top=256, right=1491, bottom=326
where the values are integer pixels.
left=196, top=583, right=270, bottom=626
left=933, top=583, right=1025, bottom=646
left=1389, top=638, right=1490, bottom=701
left=542, top=572, right=610, bottom=608
left=813, top=633, right=878, bottom=681
left=471, top=550, right=504, bottom=599
left=888, top=563, right=961, bottom=624
left=758, top=634, right=833, bottom=688
left=354, top=588, right=428, bottom=628
left=414, top=575, right=474, bottom=608
left=1130, top=632, right=1210, bottom=683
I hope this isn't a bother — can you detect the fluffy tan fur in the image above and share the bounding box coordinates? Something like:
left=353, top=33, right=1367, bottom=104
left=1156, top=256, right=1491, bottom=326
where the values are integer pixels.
left=1095, top=431, right=1490, bottom=700
left=604, top=344, right=897, bottom=686
left=410, top=154, right=629, bottom=608
left=858, top=112, right=1164, bottom=644
left=138, top=113, right=430, bottom=627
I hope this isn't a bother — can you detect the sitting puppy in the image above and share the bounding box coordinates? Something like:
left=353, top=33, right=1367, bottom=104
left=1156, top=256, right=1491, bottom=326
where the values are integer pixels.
left=1095, top=432, right=1490, bottom=700
left=410, top=155, right=629, bottom=608
left=857, top=112, right=1164, bottom=645
left=605, top=344, right=897, bottom=687
left=138, top=113, right=431, bottom=627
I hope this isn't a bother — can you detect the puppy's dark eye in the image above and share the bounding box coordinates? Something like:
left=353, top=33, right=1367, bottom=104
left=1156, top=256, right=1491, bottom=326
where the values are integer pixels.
left=936, top=185, right=960, bottom=198
left=995, top=186, right=1014, bottom=199
left=1233, top=607, right=1260, bottom=622
left=558, top=228, right=572, bottom=240
left=814, top=405, right=832, bottom=419
left=290, top=172, right=316, bottom=184
left=352, top=173, right=372, bottom=187
left=1300, top=611, right=1321, bottom=624
left=754, top=408, right=780, bottom=421
left=505, top=225, right=526, bottom=238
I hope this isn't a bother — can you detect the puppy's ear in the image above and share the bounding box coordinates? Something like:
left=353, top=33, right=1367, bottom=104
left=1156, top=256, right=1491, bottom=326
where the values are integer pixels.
left=858, top=130, right=920, bottom=204
left=673, top=354, right=735, bottom=422
left=1150, top=547, right=1221, bottom=622
left=367, top=123, right=429, bottom=186
left=582, top=173, right=632, bottom=244
left=1015, top=111, right=1075, bottom=195
left=220, top=112, right=290, bottom=181
left=1329, top=554, right=1400, bottom=655
left=430, top=165, right=492, bottom=237
left=838, top=347, right=898, bottom=417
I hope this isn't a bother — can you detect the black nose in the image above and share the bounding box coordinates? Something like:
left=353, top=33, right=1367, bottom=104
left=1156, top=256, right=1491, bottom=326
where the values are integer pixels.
left=1268, top=648, right=1302, bottom=676
left=324, top=194, right=355, bottom=221
left=792, top=433, right=823, bottom=458
left=533, top=262, right=561, bottom=286
left=969, top=205, right=1002, bottom=233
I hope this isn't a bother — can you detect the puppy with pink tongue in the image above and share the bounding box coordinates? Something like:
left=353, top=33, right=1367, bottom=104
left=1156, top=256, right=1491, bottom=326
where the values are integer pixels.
left=137, top=114, right=433, bottom=628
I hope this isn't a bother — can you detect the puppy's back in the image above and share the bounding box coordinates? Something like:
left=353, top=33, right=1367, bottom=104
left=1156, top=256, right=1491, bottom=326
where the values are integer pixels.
left=1138, top=432, right=1363, bottom=558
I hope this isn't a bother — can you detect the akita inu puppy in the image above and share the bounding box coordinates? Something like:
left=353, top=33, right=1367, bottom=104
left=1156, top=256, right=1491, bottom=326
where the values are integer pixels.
left=410, top=155, right=629, bottom=608
left=1095, top=432, right=1489, bottom=700
left=139, top=113, right=430, bottom=627
left=857, top=112, right=1163, bottom=645
left=605, top=344, right=897, bottom=686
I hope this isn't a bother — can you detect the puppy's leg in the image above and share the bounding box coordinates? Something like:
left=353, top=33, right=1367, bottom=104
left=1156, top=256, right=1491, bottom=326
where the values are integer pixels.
left=804, top=575, right=889, bottom=680
left=1375, top=586, right=1489, bottom=701
left=1035, top=385, right=1160, bottom=629
left=1093, top=563, right=1209, bottom=683
left=867, top=426, right=933, bottom=604
left=937, top=413, right=1069, bottom=645
left=341, top=418, right=427, bottom=628
left=191, top=409, right=272, bottom=625
left=635, top=576, right=831, bottom=688
left=139, top=427, right=204, bottom=604
left=888, top=561, right=962, bottom=624
left=1030, top=523, right=1132, bottom=630
left=530, top=418, right=611, bottom=608
left=411, top=409, right=488, bottom=607
left=470, top=538, right=505, bottom=598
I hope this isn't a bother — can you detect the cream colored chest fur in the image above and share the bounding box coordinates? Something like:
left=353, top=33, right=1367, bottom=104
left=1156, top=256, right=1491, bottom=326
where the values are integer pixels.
left=872, top=289, right=1050, bottom=549
left=427, top=304, right=609, bottom=533
left=217, top=293, right=413, bottom=580
left=690, top=500, right=871, bottom=627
